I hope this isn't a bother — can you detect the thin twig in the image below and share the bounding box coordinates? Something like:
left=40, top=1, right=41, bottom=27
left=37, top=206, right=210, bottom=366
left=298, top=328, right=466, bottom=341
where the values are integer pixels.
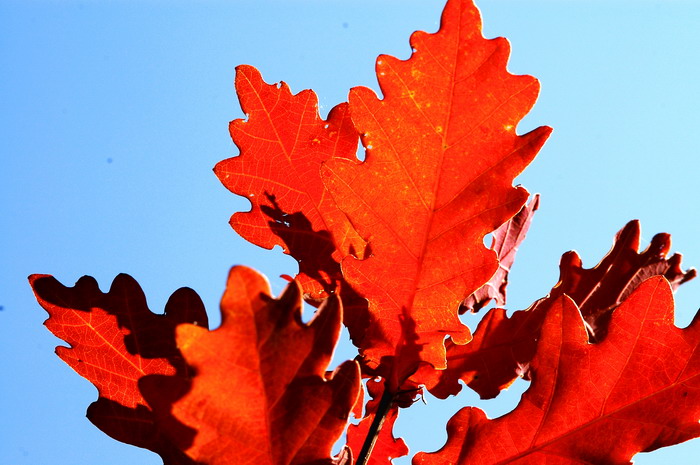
left=355, top=388, right=395, bottom=465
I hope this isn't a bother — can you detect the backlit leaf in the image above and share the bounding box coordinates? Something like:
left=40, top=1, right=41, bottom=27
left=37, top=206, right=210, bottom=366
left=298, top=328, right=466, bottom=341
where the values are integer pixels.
left=462, top=193, right=540, bottom=313
left=415, top=277, right=700, bottom=464
left=29, top=274, right=208, bottom=464
left=427, top=220, right=695, bottom=399
left=552, top=219, right=696, bottom=341
left=142, top=266, right=361, bottom=465
left=215, top=65, right=366, bottom=302
left=322, top=0, right=551, bottom=382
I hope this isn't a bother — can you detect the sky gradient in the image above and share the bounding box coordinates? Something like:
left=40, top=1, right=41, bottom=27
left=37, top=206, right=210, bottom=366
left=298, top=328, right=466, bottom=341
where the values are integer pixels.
left=2, top=1, right=700, bottom=463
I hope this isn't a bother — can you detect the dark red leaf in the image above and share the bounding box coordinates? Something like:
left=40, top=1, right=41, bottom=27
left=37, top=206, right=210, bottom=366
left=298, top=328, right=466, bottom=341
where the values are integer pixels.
left=552, top=219, right=696, bottom=341
left=462, top=194, right=540, bottom=313
left=419, top=304, right=545, bottom=400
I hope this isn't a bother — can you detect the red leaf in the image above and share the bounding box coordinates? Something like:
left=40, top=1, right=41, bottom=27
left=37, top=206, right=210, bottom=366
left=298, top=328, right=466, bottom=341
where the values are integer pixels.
left=462, top=193, right=540, bottom=313
left=552, top=219, right=696, bottom=341
left=346, top=379, right=409, bottom=465
left=321, top=0, right=551, bottom=382
left=143, top=266, right=361, bottom=465
left=29, top=274, right=208, bottom=464
left=214, top=65, right=373, bottom=355
left=427, top=220, right=696, bottom=399
left=214, top=65, right=367, bottom=302
left=421, top=304, right=544, bottom=400
left=414, top=277, right=700, bottom=464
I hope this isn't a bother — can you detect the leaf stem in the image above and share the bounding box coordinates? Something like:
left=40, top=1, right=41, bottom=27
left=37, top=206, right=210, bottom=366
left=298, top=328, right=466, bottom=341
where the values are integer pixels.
left=355, top=388, right=395, bottom=465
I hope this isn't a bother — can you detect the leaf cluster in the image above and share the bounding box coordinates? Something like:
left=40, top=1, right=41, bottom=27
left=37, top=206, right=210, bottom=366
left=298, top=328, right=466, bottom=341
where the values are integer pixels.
left=29, top=0, right=700, bottom=463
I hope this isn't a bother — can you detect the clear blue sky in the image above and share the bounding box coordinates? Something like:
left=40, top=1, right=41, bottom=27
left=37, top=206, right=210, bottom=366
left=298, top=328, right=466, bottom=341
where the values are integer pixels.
left=2, top=0, right=699, bottom=463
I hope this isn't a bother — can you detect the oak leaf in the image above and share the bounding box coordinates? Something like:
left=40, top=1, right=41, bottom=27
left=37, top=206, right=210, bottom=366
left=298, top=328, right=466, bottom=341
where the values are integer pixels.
left=552, top=219, right=696, bottom=341
left=29, top=273, right=208, bottom=464
left=423, top=304, right=542, bottom=400
left=214, top=65, right=374, bottom=353
left=321, top=0, right=551, bottom=382
left=143, top=266, right=361, bottom=465
left=414, top=276, right=700, bottom=464
left=427, top=220, right=696, bottom=399
left=214, top=65, right=366, bottom=302
left=462, top=193, right=540, bottom=313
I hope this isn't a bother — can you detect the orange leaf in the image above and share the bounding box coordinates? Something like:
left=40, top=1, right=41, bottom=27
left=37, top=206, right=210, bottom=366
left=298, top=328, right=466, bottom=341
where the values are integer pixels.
left=415, top=277, right=700, bottom=464
left=145, top=266, right=361, bottom=465
left=322, top=0, right=551, bottom=380
left=215, top=65, right=366, bottom=302
left=29, top=274, right=208, bottom=464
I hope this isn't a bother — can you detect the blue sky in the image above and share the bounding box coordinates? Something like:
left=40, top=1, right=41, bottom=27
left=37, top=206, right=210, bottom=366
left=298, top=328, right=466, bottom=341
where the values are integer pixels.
left=2, top=0, right=699, bottom=463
